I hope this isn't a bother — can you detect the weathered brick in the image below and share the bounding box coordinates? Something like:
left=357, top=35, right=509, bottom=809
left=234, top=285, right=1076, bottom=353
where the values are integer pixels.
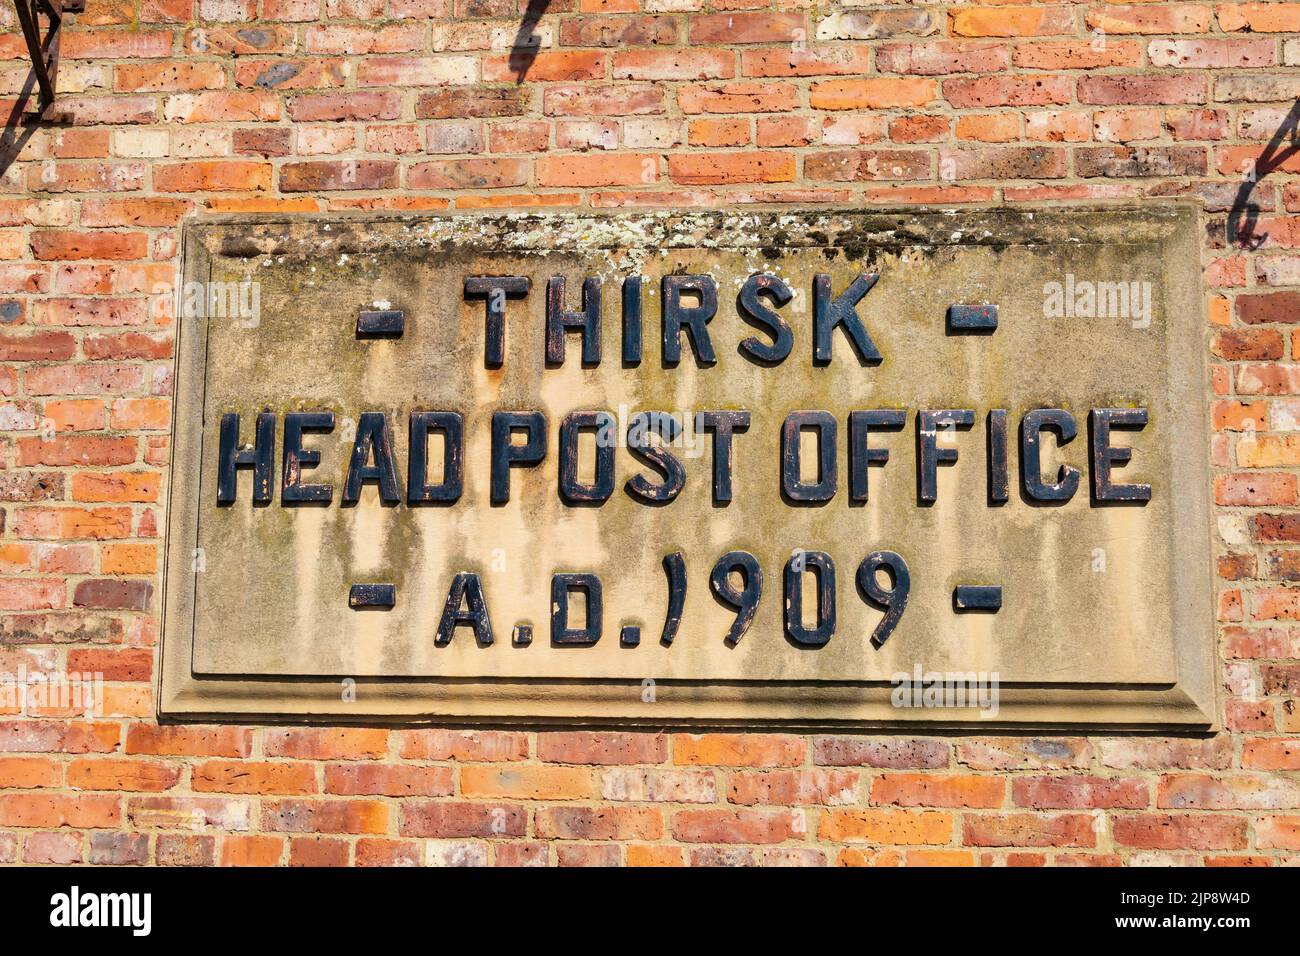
left=963, top=813, right=1096, bottom=848
left=1012, top=776, right=1148, bottom=809
left=729, top=769, right=860, bottom=806
left=400, top=801, right=526, bottom=838
left=0, top=792, right=121, bottom=828
left=265, top=728, right=388, bottom=760
left=461, top=764, right=594, bottom=800
left=193, top=760, right=318, bottom=795
left=536, top=806, right=663, bottom=840
left=1112, top=814, right=1247, bottom=850
left=537, top=731, right=667, bottom=765
left=263, top=799, right=388, bottom=834
left=323, top=763, right=453, bottom=796
left=819, top=808, right=953, bottom=844
left=397, top=729, right=527, bottom=761
left=673, top=808, right=801, bottom=844
left=126, top=725, right=253, bottom=758
left=872, top=773, right=1005, bottom=809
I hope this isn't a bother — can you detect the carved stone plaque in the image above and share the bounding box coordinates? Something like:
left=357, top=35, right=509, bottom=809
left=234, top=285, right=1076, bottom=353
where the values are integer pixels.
left=160, top=207, right=1214, bottom=729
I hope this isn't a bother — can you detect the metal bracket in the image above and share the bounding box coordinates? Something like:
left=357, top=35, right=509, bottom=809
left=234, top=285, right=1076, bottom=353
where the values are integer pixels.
left=11, top=0, right=84, bottom=122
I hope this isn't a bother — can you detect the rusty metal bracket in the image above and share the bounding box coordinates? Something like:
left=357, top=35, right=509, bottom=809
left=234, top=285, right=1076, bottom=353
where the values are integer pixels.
left=11, top=0, right=84, bottom=122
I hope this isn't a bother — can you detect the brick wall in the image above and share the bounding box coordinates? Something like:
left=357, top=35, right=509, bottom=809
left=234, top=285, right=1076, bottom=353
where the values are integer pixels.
left=0, top=0, right=1298, bottom=867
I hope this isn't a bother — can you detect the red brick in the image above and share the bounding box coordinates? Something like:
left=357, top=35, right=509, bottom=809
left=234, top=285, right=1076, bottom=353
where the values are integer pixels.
left=67, top=758, right=180, bottom=792
left=358, top=56, right=477, bottom=87
left=812, top=78, right=935, bottom=110
left=537, top=732, right=667, bottom=765
left=1238, top=291, right=1300, bottom=325
left=0, top=331, right=75, bottom=362
left=496, top=841, right=550, bottom=866
left=1158, top=773, right=1300, bottom=810
left=945, top=76, right=1072, bottom=109
left=281, top=161, right=398, bottom=192
left=483, top=51, right=604, bottom=83
left=806, top=149, right=931, bottom=182
left=288, top=836, right=349, bottom=866
left=613, top=49, right=733, bottom=81
left=1087, top=4, right=1212, bottom=34
left=1242, top=738, right=1300, bottom=770
left=67, top=645, right=152, bottom=675
left=0, top=756, right=61, bottom=788
left=323, top=763, right=453, bottom=796
left=941, top=147, right=1068, bottom=180
left=689, top=12, right=805, bottom=44
left=537, top=154, right=655, bottom=188
left=1113, top=814, right=1247, bottom=850
left=556, top=844, right=620, bottom=866
left=355, top=838, right=421, bottom=866
left=263, top=799, right=388, bottom=835
left=17, top=436, right=136, bottom=468
left=1150, top=39, right=1274, bottom=70
left=265, top=728, right=388, bottom=760
left=88, top=831, right=149, bottom=865
left=742, top=48, right=872, bottom=78
left=677, top=82, right=799, bottom=114
left=304, top=23, right=423, bottom=55
left=126, top=725, right=253, bottom=758
left=1257, top=815, right=1300, bottom=849
left=1079, top=75, right=1207, bottom=106
left=193, top=760, right=318, bottom=794
left=964, top=813, right=1096, bottom=847
left=536, top=806, right=663, bottom=840
left=668, top=152, right=793, bottom=185
left=63, top=31, right=174, bottom=59
left=951, top=6, right=1075, bottom=37
left=72, top=473, right=160, bottom=503
left=545, top=84, right=663, bottom=117
left=291, top=91, right=400, bottom=122
left=461, top=764, right=594, bottom=800
left=960, top=738, right=1092, bottom=771
left=1013, top=776, right=1148, bottom=809
left=30, top=231, right=147, bottom=261
left=400, top=801, right=526, bottom=838
left=156, top=833, right=215, bottom=866
left=673, top=808, right=800, bottom=844
left=0, top=793, right=120, bottom=828
left=1220, top=3, right=1300, bottom=32
left=0, top=720, right=121, bottom=755
left=1013, top=41, right=1143, bottom=70
left=872, top=773, right=1005, bottom=808
left=674, top=733, right=804, bottom=767
left=153, top=162, right=272, bottom=192
left=876, top=42, right=1010, bottom=76
left=24, top=830, right=83, bottom=864
left=397, top=729, right=527, bottom=761
left=115, top=61, right=227, bottom=93
left=819, top=808, right=953, bottom=844
left=729, top=769, right=860, bottom=806
left=410, top=159, right=529, bottom=190
left=221, top=835, right=284, bottom=866
left=560, top=15, right=678, bottom=48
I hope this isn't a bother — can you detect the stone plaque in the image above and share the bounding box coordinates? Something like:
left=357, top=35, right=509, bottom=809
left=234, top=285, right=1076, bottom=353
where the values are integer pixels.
left=160, top=207, right=1214, bottom=729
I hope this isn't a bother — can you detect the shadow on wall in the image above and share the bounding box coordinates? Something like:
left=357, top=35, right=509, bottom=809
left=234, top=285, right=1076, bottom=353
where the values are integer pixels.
left=0, top=75, right=43, bottom=179
left=1229, top=98, right=1300, bottom=251
left=507, top=0, right=551, bottom=85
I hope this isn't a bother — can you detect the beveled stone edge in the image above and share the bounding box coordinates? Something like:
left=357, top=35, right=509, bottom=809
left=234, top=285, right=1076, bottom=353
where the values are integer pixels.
left=158, top=203, right=1217, bottom=732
